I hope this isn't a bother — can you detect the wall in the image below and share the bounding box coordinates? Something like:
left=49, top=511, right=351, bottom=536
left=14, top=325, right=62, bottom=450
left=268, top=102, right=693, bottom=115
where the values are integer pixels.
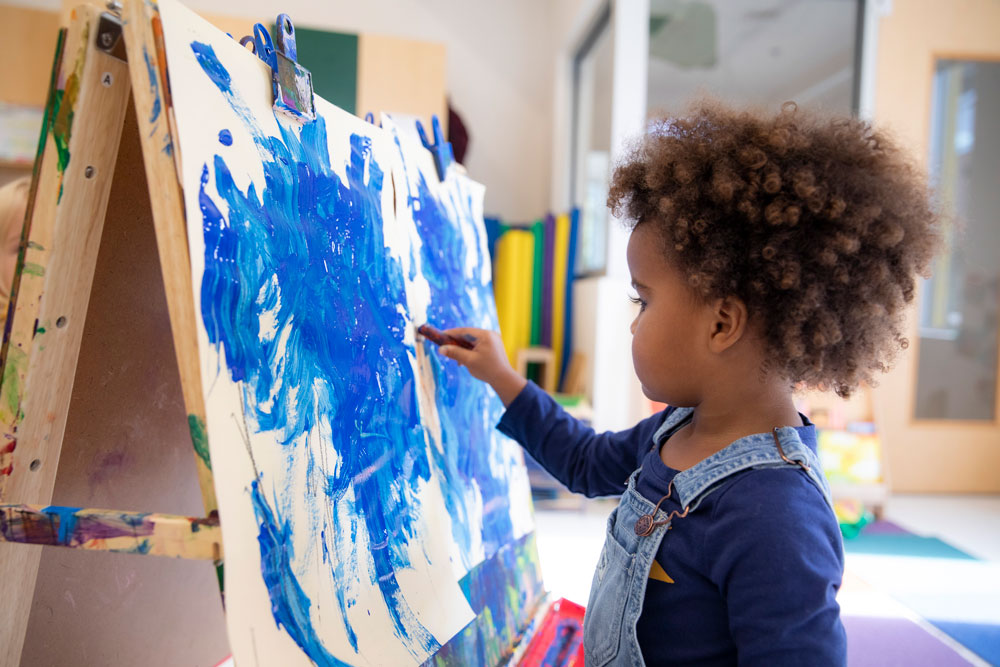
left=549, top=0, right=650, bottom=430
left=870, top=0, right=1000, bottom=492
left=2, top=0, right=648, bottom=427
left=1, top=0, right=556, bottom=223
left=189, top=0, right=556, bottom=223
left=0, top=4, right=60, bottom=185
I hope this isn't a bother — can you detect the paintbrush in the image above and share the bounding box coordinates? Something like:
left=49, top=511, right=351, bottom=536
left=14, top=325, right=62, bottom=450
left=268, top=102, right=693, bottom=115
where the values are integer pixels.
left=416, top=324, right=476, bottom=350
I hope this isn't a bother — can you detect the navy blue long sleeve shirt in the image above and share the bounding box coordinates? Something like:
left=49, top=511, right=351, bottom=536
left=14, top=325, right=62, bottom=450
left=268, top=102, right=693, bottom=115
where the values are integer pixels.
left=498, top=382, right=846, bottom=666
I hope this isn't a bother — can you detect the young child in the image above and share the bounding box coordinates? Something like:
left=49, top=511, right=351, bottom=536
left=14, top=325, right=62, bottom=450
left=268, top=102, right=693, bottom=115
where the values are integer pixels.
left=438, top=100, right=939, bottom=666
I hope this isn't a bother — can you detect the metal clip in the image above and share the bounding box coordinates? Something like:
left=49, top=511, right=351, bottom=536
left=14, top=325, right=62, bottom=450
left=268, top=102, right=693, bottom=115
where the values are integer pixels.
left=252, top=17, right=316, bottom=123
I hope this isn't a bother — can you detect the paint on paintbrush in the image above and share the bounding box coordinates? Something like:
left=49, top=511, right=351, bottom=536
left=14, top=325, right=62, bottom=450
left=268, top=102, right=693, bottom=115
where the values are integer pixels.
left=417, top=323, right=475, bottom=349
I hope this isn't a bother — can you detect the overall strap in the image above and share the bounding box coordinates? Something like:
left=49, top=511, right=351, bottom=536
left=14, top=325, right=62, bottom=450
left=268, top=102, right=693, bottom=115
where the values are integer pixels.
left=666, top=424, right=832, bottom=511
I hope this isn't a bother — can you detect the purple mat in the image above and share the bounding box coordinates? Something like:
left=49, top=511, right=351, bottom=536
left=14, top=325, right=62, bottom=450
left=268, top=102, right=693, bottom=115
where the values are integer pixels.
left=860, top=519, right=914, bottom=536
left=844, top=615, right=971, bottom=666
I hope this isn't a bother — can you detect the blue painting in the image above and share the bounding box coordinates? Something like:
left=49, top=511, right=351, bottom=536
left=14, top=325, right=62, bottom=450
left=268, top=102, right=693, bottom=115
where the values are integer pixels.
left=159, top=1, right=543, bottom=665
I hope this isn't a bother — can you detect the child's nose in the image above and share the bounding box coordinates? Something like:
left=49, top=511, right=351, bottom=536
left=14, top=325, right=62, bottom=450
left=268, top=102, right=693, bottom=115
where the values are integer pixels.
left=630, top=316, right=638, bottom=335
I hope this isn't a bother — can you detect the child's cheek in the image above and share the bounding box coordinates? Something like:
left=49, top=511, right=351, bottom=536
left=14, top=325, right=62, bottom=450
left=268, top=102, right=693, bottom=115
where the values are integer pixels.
left=631, top=331, right=652, bottom=386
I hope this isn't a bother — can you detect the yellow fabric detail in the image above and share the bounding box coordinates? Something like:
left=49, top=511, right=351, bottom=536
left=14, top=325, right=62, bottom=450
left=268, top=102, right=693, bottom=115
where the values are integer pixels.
left=649, top=559, right=674, bottom=583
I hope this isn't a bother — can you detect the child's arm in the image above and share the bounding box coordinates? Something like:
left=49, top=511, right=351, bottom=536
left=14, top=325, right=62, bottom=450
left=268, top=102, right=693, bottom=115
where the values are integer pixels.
left=440, top=328, right=666, bottom=498
left=706, top=470, right=846, bottom=665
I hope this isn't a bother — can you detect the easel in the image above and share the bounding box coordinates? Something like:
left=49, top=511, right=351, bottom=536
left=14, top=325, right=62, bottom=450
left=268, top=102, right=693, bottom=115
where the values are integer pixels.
left=0, top=3, right=589, bottom=665
left=0, top=3, right=231, bottom=664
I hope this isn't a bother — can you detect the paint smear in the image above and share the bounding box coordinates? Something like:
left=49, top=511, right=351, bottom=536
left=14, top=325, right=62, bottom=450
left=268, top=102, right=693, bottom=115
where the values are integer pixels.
left=429, top=533, right=545, bottom=665
left=52, top=21, right=89, bottom=201
left=396, top=135, right=516, bottom=560
left=194, top=41, right=439, bottom=662
left=143, top=47, right=162, bottom=125
left=21, top=263, right=44, bottom=278
left=187, top=414, right=212, bottom=471
left=189, top=38, right=539, bottom=667
left=1, top=346, right=26, bottom=423
left=0, top=505, right=216, bottom=557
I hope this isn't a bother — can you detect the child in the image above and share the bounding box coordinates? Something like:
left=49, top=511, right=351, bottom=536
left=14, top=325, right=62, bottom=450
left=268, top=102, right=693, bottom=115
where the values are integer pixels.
left=439, top=100, right=939, bottom=666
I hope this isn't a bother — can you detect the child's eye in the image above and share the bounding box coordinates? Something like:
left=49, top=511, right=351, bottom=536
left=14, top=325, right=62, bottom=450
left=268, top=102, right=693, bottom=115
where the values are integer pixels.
left=628, top=294, right=647, bottom=311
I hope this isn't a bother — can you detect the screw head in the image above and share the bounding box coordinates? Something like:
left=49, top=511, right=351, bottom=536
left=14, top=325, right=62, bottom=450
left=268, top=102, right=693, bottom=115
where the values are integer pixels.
left=84, top=166, right=95, bottom=179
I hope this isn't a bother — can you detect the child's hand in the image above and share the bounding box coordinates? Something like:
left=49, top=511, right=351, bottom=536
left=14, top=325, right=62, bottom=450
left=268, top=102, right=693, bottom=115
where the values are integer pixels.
left=438, top=327, right=527, bottom=406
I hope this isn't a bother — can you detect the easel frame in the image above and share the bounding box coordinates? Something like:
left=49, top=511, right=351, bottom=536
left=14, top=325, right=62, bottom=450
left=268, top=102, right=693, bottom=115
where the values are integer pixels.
left=0, top=4, right=580, bottom=665
left=0, top=3, right=227, bottom=665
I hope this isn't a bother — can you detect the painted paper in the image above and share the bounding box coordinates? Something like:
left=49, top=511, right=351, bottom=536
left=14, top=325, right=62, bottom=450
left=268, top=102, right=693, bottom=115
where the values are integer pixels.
left=158, top=1, right=541, bottom=664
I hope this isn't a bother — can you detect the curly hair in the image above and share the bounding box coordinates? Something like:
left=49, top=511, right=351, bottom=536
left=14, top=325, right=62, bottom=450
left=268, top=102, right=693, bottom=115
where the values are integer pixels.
left=608, top=100, right=941, bottom=397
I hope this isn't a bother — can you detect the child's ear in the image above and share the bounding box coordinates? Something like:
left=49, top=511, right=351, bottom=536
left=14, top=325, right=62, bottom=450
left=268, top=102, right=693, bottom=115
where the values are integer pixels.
left=707, top=296, right=748, bottom=353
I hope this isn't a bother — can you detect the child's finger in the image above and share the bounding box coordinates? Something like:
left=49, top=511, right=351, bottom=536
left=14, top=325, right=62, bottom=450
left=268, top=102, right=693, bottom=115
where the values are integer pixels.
left=440, top=345, right=473, bottom=365
left=442, top=326, right=487, bottom=343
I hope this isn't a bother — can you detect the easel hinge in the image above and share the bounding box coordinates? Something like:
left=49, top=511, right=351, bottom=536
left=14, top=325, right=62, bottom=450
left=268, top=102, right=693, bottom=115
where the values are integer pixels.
left=97, top=11, right=127, bottom=62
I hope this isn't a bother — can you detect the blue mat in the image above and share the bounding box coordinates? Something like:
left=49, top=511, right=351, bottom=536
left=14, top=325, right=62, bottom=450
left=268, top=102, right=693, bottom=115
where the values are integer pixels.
left=844, top=533, right=979, bottom=560
left=844, top=521, right=1000, bottom=665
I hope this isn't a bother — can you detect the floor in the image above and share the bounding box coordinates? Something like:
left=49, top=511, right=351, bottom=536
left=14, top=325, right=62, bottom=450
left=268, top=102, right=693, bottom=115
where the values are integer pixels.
left=533, top=493, right=1000, bottom=606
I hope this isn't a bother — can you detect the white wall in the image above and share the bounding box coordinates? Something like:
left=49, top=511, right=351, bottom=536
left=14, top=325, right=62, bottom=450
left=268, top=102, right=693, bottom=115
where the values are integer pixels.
left=13, top=0, right=557, bottom=223
left=12, top=0, right=647, bottom=428
left=550, top=0, right=650, bottom=431
left=193, top=0, right=558, bottom=222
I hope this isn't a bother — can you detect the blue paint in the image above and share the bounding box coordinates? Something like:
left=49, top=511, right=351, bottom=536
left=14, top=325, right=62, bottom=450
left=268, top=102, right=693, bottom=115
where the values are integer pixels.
left=133, top=539, right=153, bottom=555
left=191, top=42, right=230, bottom=90
left=41, top=505, right=80, bottom=546
left=218, top=129, right=233, bottom=146
left=143, top=48, right=161, bottom=125
left=191, top=41, right=537, bottom=664
left=251, top=480, right=347, bottom=666
left=395, top=135, right=514, bottom=559
left=194, top=42, right=438, bottom=662
left=430, top=533, right=545, bottom=665
left=542, top=620, right=584, bottom=667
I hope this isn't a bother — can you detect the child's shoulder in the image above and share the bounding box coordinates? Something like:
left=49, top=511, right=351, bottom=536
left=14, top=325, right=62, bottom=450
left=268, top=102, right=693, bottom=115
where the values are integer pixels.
left=703, top=468, right=843, bottom=570
left=710, top=465, right=836, bottom=527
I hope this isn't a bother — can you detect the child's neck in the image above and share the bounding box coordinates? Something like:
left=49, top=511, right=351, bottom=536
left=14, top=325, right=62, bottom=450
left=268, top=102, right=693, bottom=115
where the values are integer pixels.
left=660, top=384, right=800, bottom=471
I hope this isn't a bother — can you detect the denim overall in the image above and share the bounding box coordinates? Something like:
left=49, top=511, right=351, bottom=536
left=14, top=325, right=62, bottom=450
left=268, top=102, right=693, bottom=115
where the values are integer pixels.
left=581, top=407, right=833, bottom=667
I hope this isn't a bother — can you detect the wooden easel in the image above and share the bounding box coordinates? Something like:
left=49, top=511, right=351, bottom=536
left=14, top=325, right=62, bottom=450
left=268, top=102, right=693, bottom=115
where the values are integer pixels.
left=0, top=3, right=233, bottom=664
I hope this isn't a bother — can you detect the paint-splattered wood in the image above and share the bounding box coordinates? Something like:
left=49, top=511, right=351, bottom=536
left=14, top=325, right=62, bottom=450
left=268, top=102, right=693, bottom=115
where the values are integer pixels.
left=0, top=504, right=221, bottom=559
left=0, top=6, right=130, bottom=503
left=0, top=27, right=65, bottom=501
left=0, top=7, right=132, bottom=667
left=21, top=95, right=231, bottom=664
left=121, top=0, right=218, bottom=518
left=13, top=79, right=230, bottom=667
left=19, top=97, right=230, bottom=666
